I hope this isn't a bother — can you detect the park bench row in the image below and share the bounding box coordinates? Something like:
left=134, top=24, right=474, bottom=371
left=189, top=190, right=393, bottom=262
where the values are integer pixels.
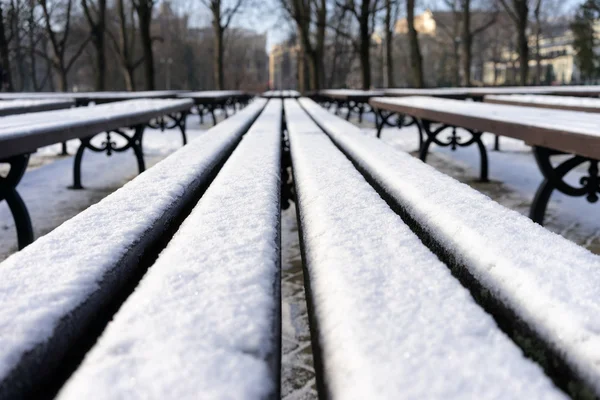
left=1, top=97, right=600, bottom=398
left=369, top=95, right=600, bottom=225
left=0, top=91, right=253, bottom=249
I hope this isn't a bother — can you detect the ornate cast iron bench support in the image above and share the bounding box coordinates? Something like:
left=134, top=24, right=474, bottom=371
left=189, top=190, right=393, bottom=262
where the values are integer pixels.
left=0, top=154, right=33, bottom=249
left=146, top=111, right=188, bottom=146
left=374, top=109, right=423, bottom=149
left=70, top=125, right=146, bottom=190
left=419, top=120, right=489, bottom=182
left=530, top=146, right=600, bottom=225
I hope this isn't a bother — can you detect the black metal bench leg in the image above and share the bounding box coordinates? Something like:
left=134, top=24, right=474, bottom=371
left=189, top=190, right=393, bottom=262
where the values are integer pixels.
left=358, top=105, right=364, bottom=123
left=211, top=107, right=217, bottom=126
left=529, top=146, right=598, bottom=225
left=1, top=154, right=33, bottom=249
left=177, top=113, right=188, bottom=146
left=71, top=137, right=91, bottom=190
left=198, top=105, right=204, bottom=125
left=494, top=135, right=500, bottom=151
left=60, top=142, right=69, bottom=156
left=132, top=125, right=146, bottom=174
left=345, top=102, right=352, bottom=121
left=418, top=120, right=489, bottom=182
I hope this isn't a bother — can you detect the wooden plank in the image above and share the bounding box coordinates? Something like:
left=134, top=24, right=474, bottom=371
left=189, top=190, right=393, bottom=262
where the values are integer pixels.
left=0, top=99, right=267, bottom=400
left=0, top=99, right=193, bottom=159
left=485, top=94, right=600, bottom=113
left=285, top=99, right=564, bottom=399
left=370, top=96, right=600, bottom=160
left=0, top=99, right=74, bottom=116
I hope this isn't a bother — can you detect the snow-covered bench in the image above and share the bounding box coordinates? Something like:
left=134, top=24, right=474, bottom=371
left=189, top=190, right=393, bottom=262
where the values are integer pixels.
left=0, top=99, right=192, bottom=249
left=0, top=98, right=280, bottom=399
left=297, top=97, right=600, bottom=398
left=0, top=99, right=74, bottom=116
left=485, top=94, right=600, bottom=113
left=319, top=89, right=383, bottom=122
left=369, top=96, right=600, bottom=224
left=178, top=90, right=247, bottom=126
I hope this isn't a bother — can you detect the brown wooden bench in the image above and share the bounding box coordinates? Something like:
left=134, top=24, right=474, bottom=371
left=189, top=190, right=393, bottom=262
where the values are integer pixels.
left=370, top=96, right=600, bottom=225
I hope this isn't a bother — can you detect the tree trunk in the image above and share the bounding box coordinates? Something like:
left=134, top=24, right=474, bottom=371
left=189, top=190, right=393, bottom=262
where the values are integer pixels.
left=407, top=0, right=424, bottom=87
left=461, top=0, right=472, bottom=86
left=358, top=1, right=371, bottom=90
left=136, top=1, right=155, bottom=90
left=315, top=0, right=326, bottom=89
left=534, top=0, right=542, bottom=85
left=93, top=34, right=106, bottom=90
left=0, top=4, right=13, bottom=92
left=384, top=0, right=394, bottom=87
left=517, top=1, right=529, bottom=85
left=214, top=25, right=224, bottom=90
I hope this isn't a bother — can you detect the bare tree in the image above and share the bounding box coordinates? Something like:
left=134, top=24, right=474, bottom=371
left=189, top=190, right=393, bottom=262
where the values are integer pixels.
left=533, top=0, right=541, bottom=84
left=107, top=0, right=143, bottom=90
left=0, top=3, right=13, bottom=91
left=39, top=0, right=91, bottom=91
left=461, top=0, right=497, bottom=86
left=132, top=0, right=156, bottom=90
left=498, top=0, right=529, bottom=84
left=201, top=0, right=245, bottom=90
left=407, top=0, right=423, bottom=87
left=383, top=0, right=400, bottom=87
left=81, top=0, right=107, bottom=90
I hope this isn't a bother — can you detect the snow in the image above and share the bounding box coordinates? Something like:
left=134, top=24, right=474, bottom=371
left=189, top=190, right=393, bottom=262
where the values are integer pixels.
left=383, top=86, right=600, bottom=97
left=179, top=90, right=244, bottom=99
left=370, top=96, right=600, bottom=140
left=0, top=99, right=267, bottom=391
left=0, top=99, right=193, bottom=157
left=383, top=88, right=471, bottom=97
left=321, top=89, right=384, bottom=98
left=57, top=99, right=281, bottom=400
left=486, top=94, right=600, bottom=110
left=0, top=99, right=74, bottom=115
left=285, top=99, right=564, bottom=399
left=0, top=91, right=184, bottom=100
left=300, top=97, right=600, bottom=397
left=263, top=90, right=300, bottom=98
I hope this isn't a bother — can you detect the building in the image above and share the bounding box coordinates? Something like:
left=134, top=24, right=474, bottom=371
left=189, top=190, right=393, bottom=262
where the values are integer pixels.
left=269, top=37, right=299, bottom=90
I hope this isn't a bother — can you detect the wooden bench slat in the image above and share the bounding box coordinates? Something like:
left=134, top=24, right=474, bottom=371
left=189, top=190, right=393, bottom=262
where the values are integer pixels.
left=485, top=94, right=600, bottom=113
left=0, top=99, right=194, bottom=159
left=370, top=96, right=600, bottom=160
left=56, top=99, right=283, bottom=399
left=0, top=99, right=74, bottom=116
left=301, top=97, right=600, bottom=397
left=285, top=99, right=564, bottom=399
left=0, top=99, right=267, bottom=399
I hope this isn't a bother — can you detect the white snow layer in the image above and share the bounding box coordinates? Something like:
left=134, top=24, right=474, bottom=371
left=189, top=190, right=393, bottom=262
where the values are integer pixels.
left=0, top=99, right=267, bottom=384
left=0, top=99, right=74, bottom=111
left=300, top=97, right=600, bottom=396
left=0, top=99, right=193, bottom=140
left=57, top=100, right=282, bottom=400
left=321, top=89, right=384, bottom=98
left=486, top=94, right=600, bottom=109
left=370, top=96, right=600, bottom=139
left=284, top=99, right=564, bottom=399
left=178, top=90, right=244, bottom=98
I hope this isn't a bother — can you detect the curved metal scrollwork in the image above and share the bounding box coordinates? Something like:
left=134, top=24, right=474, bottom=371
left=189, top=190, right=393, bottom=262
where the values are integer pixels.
left=530, top=146, right=600, bottom=225
left=419, top=120, right=489, bottom=182
left=0, top=154, right=33, bottom=249
left=375, top=109, right=424, bottom=150
left=147, top=112, right=188, bottom=146
left=70, top=124, right=146, bottom=190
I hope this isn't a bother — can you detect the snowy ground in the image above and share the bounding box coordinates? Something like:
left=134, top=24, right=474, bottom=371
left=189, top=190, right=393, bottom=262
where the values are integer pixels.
left=0, top=115, right=210, bottom=261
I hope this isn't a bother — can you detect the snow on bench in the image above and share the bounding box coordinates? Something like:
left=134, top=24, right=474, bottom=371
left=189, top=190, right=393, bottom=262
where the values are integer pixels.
left=301, top=97, right=600, bottom=398
left=485, top=94, right=600, bottom=113
left=0, top=99, right=267, bottom=399
left=369, top=96, right=600, bottom=223
left=0, top=90, right=185, bottom=106
left=178, top=91, right=247, bottom=126
left=319, top=89, right=383, bottom=123
left=0, top=99, right=74, bottom=116
left=285, top=99, right=563, bottom=399
left=57, top=99, right=282, bottom=399
left=0, top=99, right=194, bottom=249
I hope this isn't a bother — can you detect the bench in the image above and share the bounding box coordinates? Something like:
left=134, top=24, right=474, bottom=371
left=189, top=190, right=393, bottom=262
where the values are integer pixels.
left=262, top=90, right=300, bottom=99
left=370, top=96, right=600, bottom=224
left=0, top=98, right=281, bottom=399
left=319, top=89, right=383, bottom=122
left=486, top=94, right=600, bottom=113
left=0, top=98, right=192, bottom=249
left=295, top=97, right=600, bottom=398
left=0, top=90, right=186, bottom=107
left=178, top=90, right=248, bottom=126
left=0, top=99, right=74, bottom=116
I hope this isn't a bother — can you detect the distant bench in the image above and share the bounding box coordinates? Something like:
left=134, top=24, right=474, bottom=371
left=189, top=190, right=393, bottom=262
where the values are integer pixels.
left=318, top=89, right=383, bottom=122
left=0, top=99, right=282, bottom=399
left=370, top=96, right=600, bottom=224
left=178, top=90, right=249, bottom=126
left=288, top=98, right=600, bottom=399
left=0, top=99, right=192, bottom=249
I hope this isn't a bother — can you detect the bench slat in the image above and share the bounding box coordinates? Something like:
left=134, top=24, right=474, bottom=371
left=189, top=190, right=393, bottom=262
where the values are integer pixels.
left=56, top=100, right=282, bottom=399
left=285, top=100, right=564, bottom=399
left=0, top=99, right=193, bottom=159
left=369, top=96, right=600, bottom=160
left=486, top=94, right=600, bottom=113
left=0, top=99, right=267, bottom=399
left=301, top=97, right=600, bottom=397
left=0, top=99, right=74, bottom=116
